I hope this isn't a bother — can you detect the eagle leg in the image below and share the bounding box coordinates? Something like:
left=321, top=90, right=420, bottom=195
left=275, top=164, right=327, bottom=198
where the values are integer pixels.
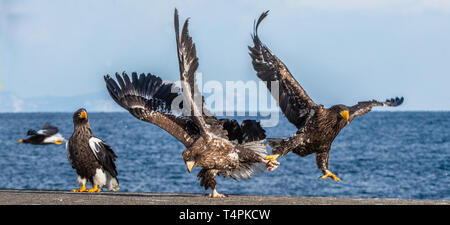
left=208, top=188, right=226, bottom=198
left=321, top=170, right=341, bottom=181
left=316, top=152, right=340, bottom=181
left=72, top=184, right=87, bottom=192
left=199, top=169, right=226, bottom=198
left=264, top=154, right=280, bottom=171
left=87, top=185, right=101, bottom=193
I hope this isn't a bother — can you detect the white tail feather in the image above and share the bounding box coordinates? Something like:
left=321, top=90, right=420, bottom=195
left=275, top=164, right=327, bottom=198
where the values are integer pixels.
left=104, top=171, right=120, bottom=192
left=221, top=140, right=268, bottom=180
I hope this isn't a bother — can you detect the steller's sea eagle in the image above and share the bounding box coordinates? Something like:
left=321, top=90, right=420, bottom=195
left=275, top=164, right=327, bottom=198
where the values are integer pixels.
left=248, top=11, right=404, bottom=181
left=66, top=108, right=119, bottom=192
left=19, top=123, right=66, bottom=145
left=103, top=9, right=279, bottom=198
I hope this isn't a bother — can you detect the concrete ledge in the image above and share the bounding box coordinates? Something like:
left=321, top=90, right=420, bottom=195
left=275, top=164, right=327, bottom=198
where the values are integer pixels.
left=0, top=189, right=448, bottom=205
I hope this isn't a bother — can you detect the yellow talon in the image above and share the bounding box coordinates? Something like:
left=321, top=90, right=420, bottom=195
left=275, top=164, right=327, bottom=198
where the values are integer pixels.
left=265, top=154, right=279, bottom=161
left=321, top=170, right=341, bottom=181
left=72, top=184, right=87, bottom=192
left=54, top=141, right=62, bottom=145
left=265, top=154, right=280, bottom=171
left=87, top=185, right=101, bottom=193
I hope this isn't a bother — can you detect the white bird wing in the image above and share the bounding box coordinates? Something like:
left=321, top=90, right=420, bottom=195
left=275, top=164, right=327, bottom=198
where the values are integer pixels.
left=88, top=137, right=118, bottom=177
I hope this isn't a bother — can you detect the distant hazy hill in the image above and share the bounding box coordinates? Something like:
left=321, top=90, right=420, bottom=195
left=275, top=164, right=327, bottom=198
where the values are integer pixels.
left=0, top=90, right=279, bottom=115
left=0, top=91, right=123, bottom=112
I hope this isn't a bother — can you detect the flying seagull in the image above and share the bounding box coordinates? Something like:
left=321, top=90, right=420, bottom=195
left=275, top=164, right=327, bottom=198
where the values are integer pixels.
left=19, top=123, right=66, bottom=145
left=66, top=108, right=119, bottom=192
left=248, top=11, right=404, bottom=181
left=103, top=9, right=279, bottom=198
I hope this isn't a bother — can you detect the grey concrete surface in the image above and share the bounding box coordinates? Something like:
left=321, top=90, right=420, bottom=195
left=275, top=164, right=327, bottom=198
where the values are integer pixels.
left=0, top=189, right=448, bottom=205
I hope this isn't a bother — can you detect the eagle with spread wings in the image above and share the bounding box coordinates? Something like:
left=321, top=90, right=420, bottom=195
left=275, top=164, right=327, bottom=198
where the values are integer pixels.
left=104, top=9, right=279, bottom=197
left=248, top=11, right=404, bottom=181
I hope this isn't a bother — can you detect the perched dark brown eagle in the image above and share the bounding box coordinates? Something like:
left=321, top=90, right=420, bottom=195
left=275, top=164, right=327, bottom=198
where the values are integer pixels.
left=66, top=108, right=119, bottom=192
left=19, top=123, right=66, bottom=145
left=103, top=9, right=279, bottom=198
left=248, top=11, right=404, bottom=181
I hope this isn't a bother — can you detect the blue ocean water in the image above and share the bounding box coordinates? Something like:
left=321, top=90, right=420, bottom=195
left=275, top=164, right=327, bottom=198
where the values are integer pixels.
left=0, top=112, right=448, bottom=200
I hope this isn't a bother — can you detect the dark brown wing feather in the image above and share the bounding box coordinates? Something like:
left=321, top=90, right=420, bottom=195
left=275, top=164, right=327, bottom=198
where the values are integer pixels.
left=174, top=9, right=228, bottom=139
left=104, top=72, right=199, bottom=147
left=249, top=11, right=317, bottom=129
left=219, top=119, right=266, bottom=144
left=348, top=97, right=404, bottom=122
left=267, top=132, right=306, bottom=157
left=41, top=123, right=59, bottom=136
left=88, top=137, right=118, bottom=177
left=174, top=9, right=211, bottom=137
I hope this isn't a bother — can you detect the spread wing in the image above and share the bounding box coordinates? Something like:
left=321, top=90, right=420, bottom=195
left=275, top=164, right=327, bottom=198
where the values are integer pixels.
left=104, top=72, right=200, bottom=147
left=248, top=11, right=317, bottom=129
left=174, top=9, right=227, bottom=139
left=348, top=97, right=404, bottom=122
left=88, top=137, right=118, bottom=177
left=38, top=123, right=59, bottom=136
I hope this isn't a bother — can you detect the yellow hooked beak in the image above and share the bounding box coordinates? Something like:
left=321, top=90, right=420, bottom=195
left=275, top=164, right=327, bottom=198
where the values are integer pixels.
left=19, top=139, right=23, bottom=143
left=79, top=111, right=87, bottom=119
left=340, top=110, right=349, bottom=121
left=186, top=161, right=195, bottom=173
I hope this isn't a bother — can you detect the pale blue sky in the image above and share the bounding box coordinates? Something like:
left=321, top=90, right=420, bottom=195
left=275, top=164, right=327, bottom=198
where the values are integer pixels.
left=0, top=0, right=449, bottom=111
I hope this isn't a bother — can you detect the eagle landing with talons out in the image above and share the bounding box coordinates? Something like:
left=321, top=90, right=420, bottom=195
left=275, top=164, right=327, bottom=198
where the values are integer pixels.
left=66, top=108, right=119, bottom=193
left=103, top=8, right=280, bottom=198
left=248, top=10, right=404, bottom=181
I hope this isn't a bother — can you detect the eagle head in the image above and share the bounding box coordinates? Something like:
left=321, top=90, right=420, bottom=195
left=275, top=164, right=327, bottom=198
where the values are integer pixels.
left=182, top=149, right=197, bottom=173
left=330, top=104, right=350, bottom=124
left=73, top=108, right=89, bottom=125
left=182, top=137, right=209, bottom=173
